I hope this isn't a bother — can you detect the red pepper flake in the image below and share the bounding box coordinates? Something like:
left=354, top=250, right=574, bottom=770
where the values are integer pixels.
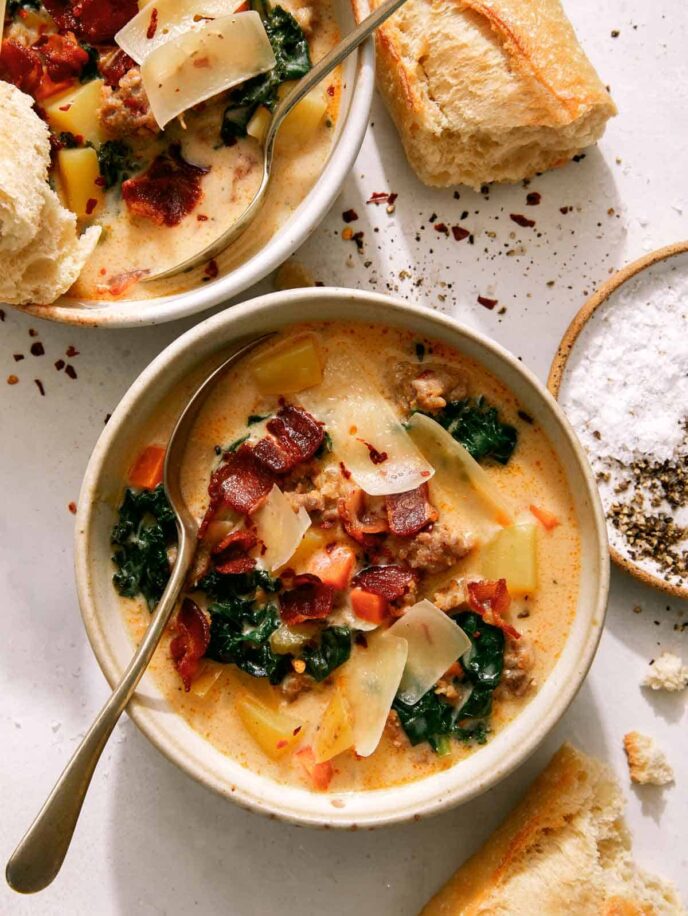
left=342, top=208, right=358, bottom=223
left=358, top=439, right=388, bottom=465
left=526, top=192, right=541, bottom=206
left=434, top=222, right=449, bottom=236
left=34, top=378, right=45, bottom=396
left=367, top=191, right=391, bottom=205
left=7, top=375, right=18, bottom=385
left=510, top=213, right=536, bottom=228
left=204, top=258, right=218, bottom=279
left=339, top=461, right=351, bottom=480
left=146, top=7, right=158, bottom=39
left=65, top=364, right=77, bottom=379
left=13, top=353, right=24, bottom=362
left=95, top=176, right=106, bottom=187
left=55, top=359, right=65, bottom=371
left=197, top=213, right=208, bottom=221
left=104, top=413, right=111, bottom=424
left=85, top=197, right=98, bottom=215
left=560, top=206, right=571, bottom=214
left=30, top=341, right=45, bottom=356
left=68, top=501, right=77, bottom=514
left=29, top=328, right=38, bottom=337
left=451, top=225, right=469, bottom=241
left=477, top=295, right=498, bottom=310
left=66, top=345, right=79, bottom=357
left=352, top=231, right=364, bottom=251
left=0, top=309, right=5, bottom=321
left=58, top=103, right=71, bottom=111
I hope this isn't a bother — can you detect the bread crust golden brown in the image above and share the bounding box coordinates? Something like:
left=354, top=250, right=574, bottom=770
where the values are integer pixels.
left=354, top=0, right=617, bottom=188
left=420, top=743, right=684, bottom=915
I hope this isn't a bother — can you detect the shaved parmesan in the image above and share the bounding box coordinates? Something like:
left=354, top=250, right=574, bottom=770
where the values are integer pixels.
left=340, top=631, right=408, bottom=757
left=388, top=600, right=470, bottom=704
left=406, top=412, right=513, bottom=527
left=116, top=0, right=244, bottom=64
left=141, top=12, right=275, bottom=129
left=299, top=343, right=434, bottom=496
left=252, top=485, right=310, bottom=571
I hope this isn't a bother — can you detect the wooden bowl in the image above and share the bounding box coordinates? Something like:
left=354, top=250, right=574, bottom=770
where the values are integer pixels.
left=548, top=241, right=688, bottom=600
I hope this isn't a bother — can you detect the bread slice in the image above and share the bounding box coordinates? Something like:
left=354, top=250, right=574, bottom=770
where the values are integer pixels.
left=623, top=732, right=674, bottom=787
left=0, top=81, right=51, bottom=254
left=0, top=82, right=100, bottom=305
left=355, top=0, right=617, bottom=188
left=421, top=743, right=684, bottom=915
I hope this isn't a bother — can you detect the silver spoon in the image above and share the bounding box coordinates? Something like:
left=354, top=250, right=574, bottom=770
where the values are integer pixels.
left=144, top=0, right=408, bottom=282
left=6, top=333, right=273, bottom=894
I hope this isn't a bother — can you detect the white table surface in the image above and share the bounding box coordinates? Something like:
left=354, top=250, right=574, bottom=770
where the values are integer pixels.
left=2, top=0, right=687, bottom=912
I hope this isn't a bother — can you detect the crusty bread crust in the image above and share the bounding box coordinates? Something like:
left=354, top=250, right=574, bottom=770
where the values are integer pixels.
left=354, top=0, right=617, bottom=188
left=421, top=743, right=684, bottom=915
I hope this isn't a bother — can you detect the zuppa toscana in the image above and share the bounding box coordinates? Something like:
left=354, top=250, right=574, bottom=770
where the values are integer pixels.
left=112, top=323, right=580, bottom=792
left=0, top=0, right=341, bottom=301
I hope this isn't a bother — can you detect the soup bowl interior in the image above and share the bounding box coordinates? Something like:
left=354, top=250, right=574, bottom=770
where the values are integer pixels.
left=75, top=288, right=609, bottom=827
left=14, top=1, right=374, bottom=329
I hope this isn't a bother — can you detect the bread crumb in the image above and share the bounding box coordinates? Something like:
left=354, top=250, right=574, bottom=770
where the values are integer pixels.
left=273, top=259, right=315, bottom=291
left=642, top=652, right=688, bottom=692
left=623, top=732, right=674, bottom=786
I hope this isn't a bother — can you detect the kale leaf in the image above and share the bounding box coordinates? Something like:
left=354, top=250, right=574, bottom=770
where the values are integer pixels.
left=301, top=626, right=351, bottom=681
left=111, top=485, right=176, bottom=609
left=79, top=41, right=99, bottom=82
left=199, top=568, right=281, bottom=602
left=206, top=598, right=291, bottom=684
left=221, top=4, right=311, bottom=144
left=432, top=396, right=517, bottom=465
left=392, top=611, right=504, bottom=752
left=97, top=140, right=139, bottom=190
left=7, top=0, right=40, bottom=17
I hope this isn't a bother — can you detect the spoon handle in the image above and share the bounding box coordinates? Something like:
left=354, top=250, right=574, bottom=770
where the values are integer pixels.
left=5, top=527, right=195, bottom=895
left=269, top=0, right=408, bottom=137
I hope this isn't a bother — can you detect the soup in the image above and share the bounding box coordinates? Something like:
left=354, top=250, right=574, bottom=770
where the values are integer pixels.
left=112, top=323, right=580, bottom=792
left=1, top=0, right=341, bottom=301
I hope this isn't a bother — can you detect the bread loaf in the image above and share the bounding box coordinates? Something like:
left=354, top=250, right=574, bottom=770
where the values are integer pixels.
left=355, top=0, right=617, bottom=188
left=421, top=743, right=684, bottom=915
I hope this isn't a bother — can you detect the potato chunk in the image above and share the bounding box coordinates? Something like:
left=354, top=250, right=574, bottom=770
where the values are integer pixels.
left=56, top=148, right=104, bottom=220
left=277, top=82, right=327, bottom=148
left=481, top=524, right=537, bottom=595
left=251, top=335, right=323, bottom=395
left=45, top=79, right=105, bottom=146
left=314, top=687, right=354, bottom=763
left=236, top=693, right=303, bottom=759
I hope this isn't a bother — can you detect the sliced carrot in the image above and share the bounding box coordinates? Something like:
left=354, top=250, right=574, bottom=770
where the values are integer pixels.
left=350, top=587, right=389, bottom=624
left=129, top=445, right=165, bottom=489
left=529, top=504, right=560, bottom=531
left=295, top=746, right=334, bottom=791
left=307, top=544, right=356, bottom=589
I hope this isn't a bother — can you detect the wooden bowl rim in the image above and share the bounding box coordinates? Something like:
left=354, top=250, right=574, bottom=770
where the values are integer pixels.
left=547, top=240, right=688, bottom=601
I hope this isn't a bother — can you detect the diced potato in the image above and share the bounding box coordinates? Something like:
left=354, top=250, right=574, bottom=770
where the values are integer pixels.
left=235, top=693, right=303, bottom=759
left=251, top=335, right=323, bottom=395
left=480, top=524, right=537, bottom=595
left=286, top=526, right=332, bottom=573
left=56, top=148, right=105, bottom=220
left=277, top=82, right=327, bottom=148
left=247, top=105, right=271, bottom=144
left=269, top=622, right=318, bottom=655
left=45, top=79, right=105, bottom=147
left=189, top=660, right=225, bottom=698
left=314, top=687, right=354, bottom=763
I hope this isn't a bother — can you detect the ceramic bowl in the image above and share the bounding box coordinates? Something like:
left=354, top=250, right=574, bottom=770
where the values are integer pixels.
left=13, top=5, right=374, bottom=329
left=75, top=288, right=610, bottom=827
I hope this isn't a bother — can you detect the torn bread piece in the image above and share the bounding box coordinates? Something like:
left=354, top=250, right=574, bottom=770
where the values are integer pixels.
left=421, top=743, right=683, bottom=915
left=0, top=82, right=100, bottom=305
left=623, top=732, right=675, bottom=787
left=643, top=652, right=688, bottom=693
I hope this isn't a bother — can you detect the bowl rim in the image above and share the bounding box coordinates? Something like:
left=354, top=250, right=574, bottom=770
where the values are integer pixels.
left=547, top=240, right=688, bottom=601
left=74, top=287, right=610, bottom=827
left=8, top=30, right=375, bottom=329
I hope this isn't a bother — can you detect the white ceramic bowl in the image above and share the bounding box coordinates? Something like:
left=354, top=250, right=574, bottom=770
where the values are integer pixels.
left=75, top=288, right=610, bottom=827
left=14, top=8, right=374, bottom=329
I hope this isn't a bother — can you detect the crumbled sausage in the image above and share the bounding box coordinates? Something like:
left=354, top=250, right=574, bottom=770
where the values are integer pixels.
left=99, top=67, right=158, bottom=138
left=388, top=360, right=468, bottom=412
left=433, top=577, right=468, bottom=612
left=389, top=523, right=472, bottom=574
left=279, top=672, right=312, bottom=702
left=285, top=464, right=349, bottom=525
left=500, top=636, right=535, bottom=696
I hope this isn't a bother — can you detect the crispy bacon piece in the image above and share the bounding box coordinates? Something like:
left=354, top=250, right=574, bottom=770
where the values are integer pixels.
left=253, top=405, right=324, bottom=475
left=122, top=143, right=209, bottom=227
left=351, top=565, right=416, bottom=601
left=338, top=488, right=387, bottom=545
left=386, top=483, right=438, bottom=537
left=467, top=579, right=520, bottom=640
left=211, top=528, right=257, bottom=575
left=0, top=40, right=43, bottom=95
left=99, top=47, right=136, bottom=87
left=170, top=598, right=210, bottom=691
left=279, top=573, right=334, bottom=626
left=199, top=445, right=275, bottom=537
left=43, top=0, right=139, bottom=43
left=33, top=33, right=89, bottom=81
